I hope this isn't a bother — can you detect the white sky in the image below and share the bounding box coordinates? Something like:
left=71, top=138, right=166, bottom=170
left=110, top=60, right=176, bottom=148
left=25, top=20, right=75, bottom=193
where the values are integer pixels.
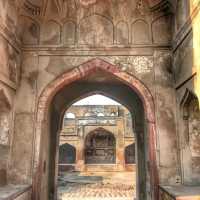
left=73, top=94, right=120, bottom=105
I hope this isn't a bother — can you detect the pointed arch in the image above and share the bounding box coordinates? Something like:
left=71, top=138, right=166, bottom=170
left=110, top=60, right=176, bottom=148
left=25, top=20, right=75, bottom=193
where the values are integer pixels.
left=85, top=127, right=116, bottom=164
left=33, top=58, right=158, bottom=200
left=180, top=89, right=199, bottom=119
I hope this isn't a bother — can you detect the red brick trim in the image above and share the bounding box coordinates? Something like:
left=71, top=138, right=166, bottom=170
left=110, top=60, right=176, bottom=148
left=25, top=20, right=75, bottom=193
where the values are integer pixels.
left=33, top=58, right=159, bottom=200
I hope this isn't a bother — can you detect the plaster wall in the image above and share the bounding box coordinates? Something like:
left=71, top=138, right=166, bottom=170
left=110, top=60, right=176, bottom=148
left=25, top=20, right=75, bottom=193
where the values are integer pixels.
left=0, top=0, right=20, bottom=186
left=4, top=0, right=183, bottom=199
left=173, top=0, right=200, bottom=185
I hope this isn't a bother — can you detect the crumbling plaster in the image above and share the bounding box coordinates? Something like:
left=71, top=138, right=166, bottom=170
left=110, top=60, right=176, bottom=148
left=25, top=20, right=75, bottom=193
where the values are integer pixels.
left=0, top=0, right=199, bottom=200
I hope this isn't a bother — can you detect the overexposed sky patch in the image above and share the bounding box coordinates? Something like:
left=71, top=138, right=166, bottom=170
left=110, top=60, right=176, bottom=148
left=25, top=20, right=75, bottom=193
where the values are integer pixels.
left=73, top=95, right=120, bottom=105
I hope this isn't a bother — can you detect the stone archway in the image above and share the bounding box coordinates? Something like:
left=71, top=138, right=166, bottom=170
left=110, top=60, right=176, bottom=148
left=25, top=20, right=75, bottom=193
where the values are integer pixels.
left=33, top=58, right=158, bottom=200
left=85, top=128, right=116, bottom=164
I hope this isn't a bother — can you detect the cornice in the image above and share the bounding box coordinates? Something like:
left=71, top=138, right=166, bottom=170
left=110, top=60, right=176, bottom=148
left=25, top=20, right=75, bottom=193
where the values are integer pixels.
left=21, top=45, right=171, bottom=57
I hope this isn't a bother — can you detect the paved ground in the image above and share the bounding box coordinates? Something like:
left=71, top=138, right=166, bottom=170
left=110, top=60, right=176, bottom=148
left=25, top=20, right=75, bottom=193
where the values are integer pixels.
left=58, top=172, right=136, bottom=200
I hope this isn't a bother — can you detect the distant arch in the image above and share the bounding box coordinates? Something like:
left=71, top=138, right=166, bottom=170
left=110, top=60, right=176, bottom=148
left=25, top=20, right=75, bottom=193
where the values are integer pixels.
left=59, top=143, right=76, bottom=164
left=85, top=128, right=116, bottom=164
left=125, top=143, right=136, bottom=164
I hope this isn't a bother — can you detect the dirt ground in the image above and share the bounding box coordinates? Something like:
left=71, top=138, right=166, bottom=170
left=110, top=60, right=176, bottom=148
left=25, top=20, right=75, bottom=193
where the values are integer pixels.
left=58, top=171, right=136, bottom=200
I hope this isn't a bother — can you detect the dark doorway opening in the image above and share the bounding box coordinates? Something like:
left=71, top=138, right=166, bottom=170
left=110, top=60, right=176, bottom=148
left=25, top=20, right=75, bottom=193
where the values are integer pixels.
left=85, top=128, right=116, bottom=164
left=125, top=143, right=136, bottom=164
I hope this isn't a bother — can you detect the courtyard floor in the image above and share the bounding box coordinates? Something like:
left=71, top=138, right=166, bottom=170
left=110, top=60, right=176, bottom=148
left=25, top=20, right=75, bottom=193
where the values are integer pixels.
left=58, top=171, right=136, bottom=200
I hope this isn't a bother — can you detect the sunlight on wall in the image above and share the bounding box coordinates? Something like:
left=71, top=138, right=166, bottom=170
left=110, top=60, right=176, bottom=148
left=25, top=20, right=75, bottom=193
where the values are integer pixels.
left=191, top=0, right=200, bottom=107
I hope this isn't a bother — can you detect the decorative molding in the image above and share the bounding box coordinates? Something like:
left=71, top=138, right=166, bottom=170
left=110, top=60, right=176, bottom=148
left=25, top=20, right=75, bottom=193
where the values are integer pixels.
left=149, top=0, right=172, bottom=12
left=23, top=1, right=41, bottom=16
left=21, top=46, right=172, bottom=57
left=0, top=24, right=21, bottom=53
left=0, top=74, right=17, bottom=91
left=175, top=73, right=197, bottom=91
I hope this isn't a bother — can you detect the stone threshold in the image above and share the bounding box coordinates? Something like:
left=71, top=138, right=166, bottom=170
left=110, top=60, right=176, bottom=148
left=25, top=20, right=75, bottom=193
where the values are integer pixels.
left=160, top=185, right=200, bottom=200
left=0, top=184, right=31, bottom=200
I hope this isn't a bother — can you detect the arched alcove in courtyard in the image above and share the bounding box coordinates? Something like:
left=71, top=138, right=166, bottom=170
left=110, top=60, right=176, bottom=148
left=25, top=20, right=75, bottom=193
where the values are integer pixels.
left=125, top=143, right=136, bottom=164
left=33, top=58, right=158, bottom=200
left=59, top=143, right=76, bottom=164
left=85, top=128, right=116, bottom=164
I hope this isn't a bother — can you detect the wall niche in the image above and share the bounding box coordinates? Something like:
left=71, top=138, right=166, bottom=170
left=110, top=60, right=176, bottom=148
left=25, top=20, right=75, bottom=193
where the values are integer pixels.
left=116, top=21, right=129, bottom=45
left=41, top=20, right=61, bottom=45
left=0, top=89, right=12, bottom=186
left=132, top=20, right=150, bottom=45
left=63, top=21, right=76, bottom=45
left=79, top=14, right=114, bottom=47
left=181, top=89, right=200, bottom=182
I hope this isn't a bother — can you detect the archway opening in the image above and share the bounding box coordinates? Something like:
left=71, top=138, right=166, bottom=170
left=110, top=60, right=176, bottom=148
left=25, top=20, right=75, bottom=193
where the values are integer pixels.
left=58, top=143, right=76, bottom=172
left=34, top=59, right=158, bottom=200
left=85, top=128, right=116, bottom=164
left=57, top=94, right=136, bottom=200
left=125, top=143, right=136, bottom=164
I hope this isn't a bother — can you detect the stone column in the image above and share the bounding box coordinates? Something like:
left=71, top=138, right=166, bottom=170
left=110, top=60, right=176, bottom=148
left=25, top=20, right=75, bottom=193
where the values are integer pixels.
left=116, top=119, right=125, bottom=171
left=75, top=126, right=85, bottom=171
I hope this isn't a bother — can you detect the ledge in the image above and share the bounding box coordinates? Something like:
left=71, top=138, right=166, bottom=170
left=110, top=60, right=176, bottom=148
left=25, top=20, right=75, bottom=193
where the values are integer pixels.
left=0, top=185, right=32, bottom=200
left=160, top=185, right=200, bottom=200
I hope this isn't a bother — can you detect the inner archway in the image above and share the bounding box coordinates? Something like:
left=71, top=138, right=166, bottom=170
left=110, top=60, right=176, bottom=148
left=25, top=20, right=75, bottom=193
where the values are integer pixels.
left=33, top=58, right=158, bottom=200
left=85, top=128, right=116, bottom=164
left=57, top=95, right=136, bottom=199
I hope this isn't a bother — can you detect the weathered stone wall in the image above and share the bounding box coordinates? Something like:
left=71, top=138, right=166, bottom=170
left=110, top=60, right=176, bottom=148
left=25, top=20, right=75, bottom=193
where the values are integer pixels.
left=6, top=1, right=183, bottom=200
left=173, top=0, right=200, bottom=185
left=0, top=0, right=20, bottom=186
left=59, top=105, right=135, bottom=172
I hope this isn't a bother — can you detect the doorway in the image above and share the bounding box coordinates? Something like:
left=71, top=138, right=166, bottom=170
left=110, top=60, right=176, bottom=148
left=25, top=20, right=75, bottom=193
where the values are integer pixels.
left=33, top=59, right=158, bottom=200
left=85, top=128, right=116, bottom=164
left=58, top=95, right=136, bottom=200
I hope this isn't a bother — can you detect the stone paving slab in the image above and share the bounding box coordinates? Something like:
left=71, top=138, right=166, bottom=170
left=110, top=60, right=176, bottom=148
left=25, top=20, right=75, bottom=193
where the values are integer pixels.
left=0, top=185, right=31, bottom=200
left=58, top=171, right=136, bottom=200
left=58, top=182, right=135, bottom=200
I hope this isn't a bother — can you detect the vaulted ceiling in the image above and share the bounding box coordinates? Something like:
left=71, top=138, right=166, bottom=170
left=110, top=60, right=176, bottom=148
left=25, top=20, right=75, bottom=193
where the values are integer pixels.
left=18, top=0, right=175, bottom=17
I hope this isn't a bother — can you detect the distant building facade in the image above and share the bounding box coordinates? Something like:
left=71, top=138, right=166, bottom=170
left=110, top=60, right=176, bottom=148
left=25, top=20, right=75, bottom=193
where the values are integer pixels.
left=59, top=105, right=135, bottom=172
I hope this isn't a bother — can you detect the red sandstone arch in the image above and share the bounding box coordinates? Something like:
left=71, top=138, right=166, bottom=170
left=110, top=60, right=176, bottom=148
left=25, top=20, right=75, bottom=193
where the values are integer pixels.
left=33, top=58, right=158, bottom=200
